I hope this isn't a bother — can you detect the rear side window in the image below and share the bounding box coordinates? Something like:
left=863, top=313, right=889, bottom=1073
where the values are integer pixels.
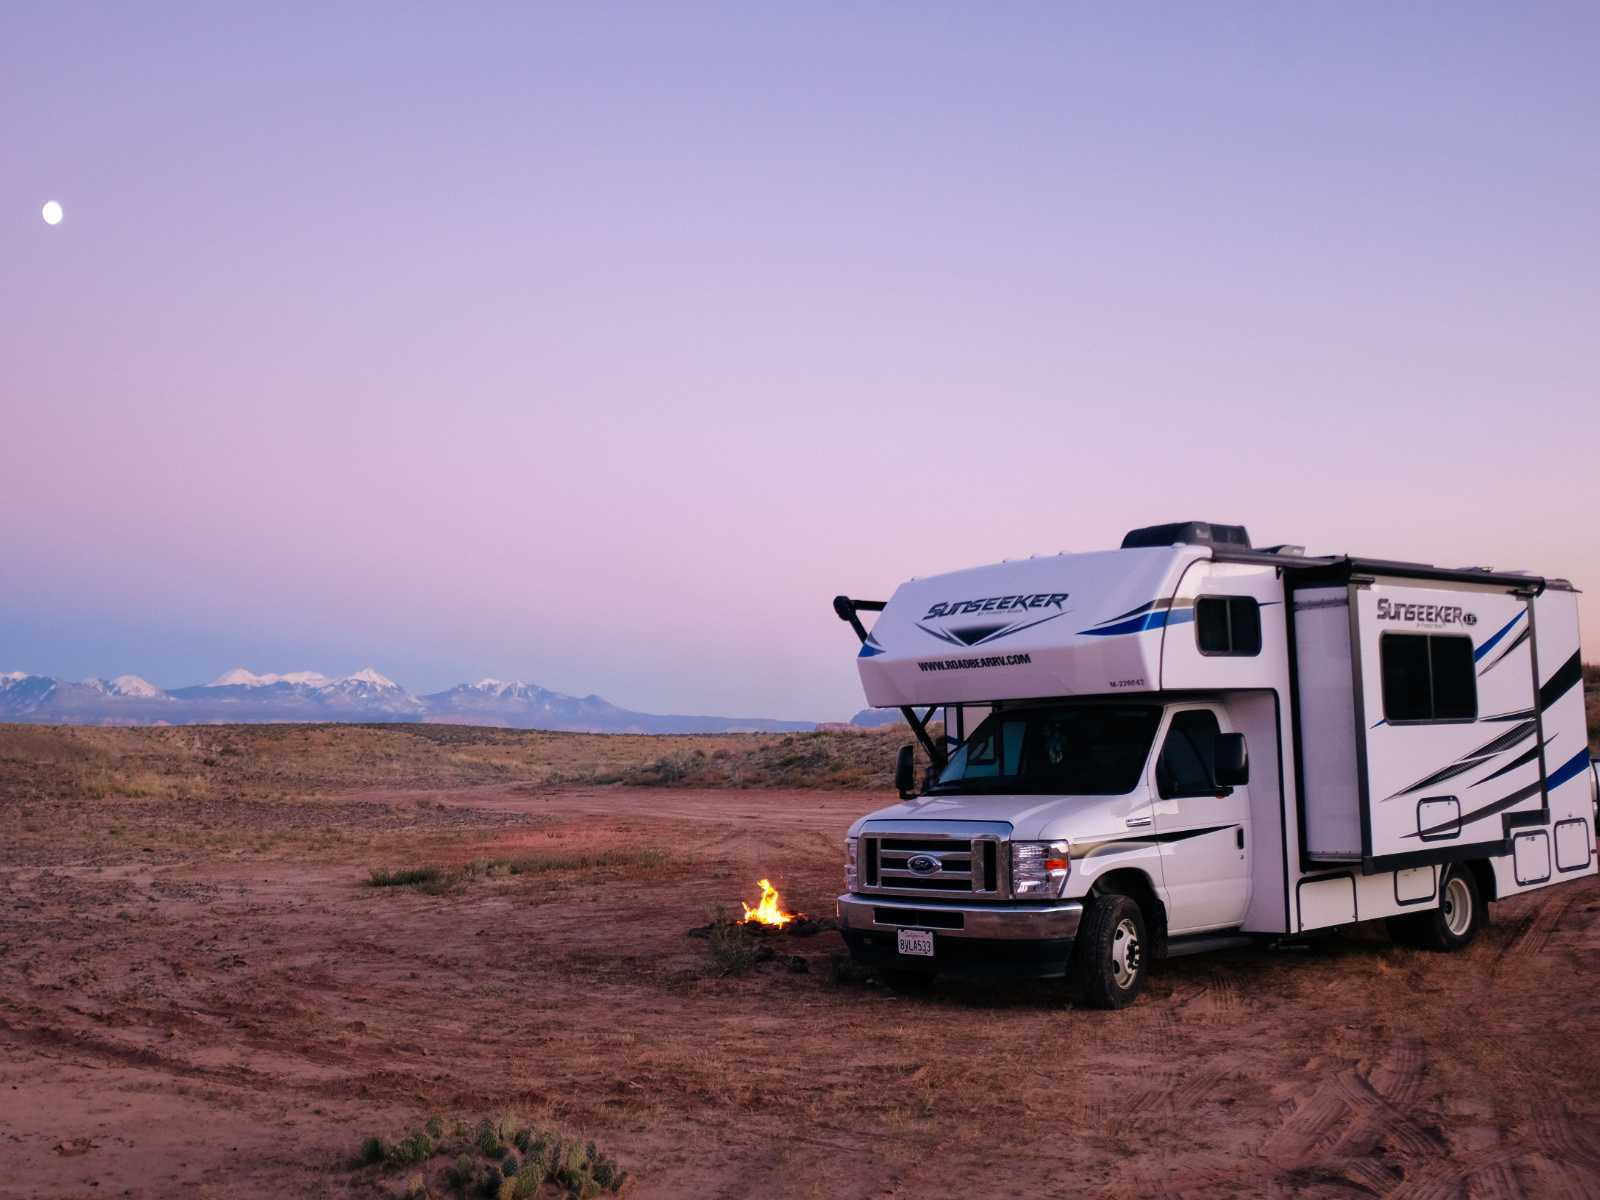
left=1196, top=596, right=1262, bottom=656
left=1381, top=634, right=1476, bottom=722
left=1157, top=709, right=1222, bottom=798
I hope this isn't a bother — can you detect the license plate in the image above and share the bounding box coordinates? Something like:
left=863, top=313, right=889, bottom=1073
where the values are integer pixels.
left=897, top=929, right=935, bottom=957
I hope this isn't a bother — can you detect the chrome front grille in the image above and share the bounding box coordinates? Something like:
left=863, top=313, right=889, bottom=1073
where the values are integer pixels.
left=860, top=826, right=1006, bottom=899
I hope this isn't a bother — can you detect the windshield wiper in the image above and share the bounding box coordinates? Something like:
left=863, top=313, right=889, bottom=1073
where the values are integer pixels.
left=926, top=779, right=1024, bottom=795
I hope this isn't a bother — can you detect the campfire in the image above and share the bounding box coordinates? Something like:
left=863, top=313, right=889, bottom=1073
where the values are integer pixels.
left=740, top=878, right=799, bottom=928
left=686, top=878, right=834, bottom=949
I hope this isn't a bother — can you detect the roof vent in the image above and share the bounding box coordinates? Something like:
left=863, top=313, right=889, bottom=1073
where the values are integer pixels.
left=1120, top=522, right=1252, bottom=550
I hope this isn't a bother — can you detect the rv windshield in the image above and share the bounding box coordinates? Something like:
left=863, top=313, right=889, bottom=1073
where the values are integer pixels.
left=929, top=704, right=1161, bottom=796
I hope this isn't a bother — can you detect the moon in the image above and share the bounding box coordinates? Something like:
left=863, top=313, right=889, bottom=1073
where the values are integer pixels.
left=41, top=201, right=63, bottom=226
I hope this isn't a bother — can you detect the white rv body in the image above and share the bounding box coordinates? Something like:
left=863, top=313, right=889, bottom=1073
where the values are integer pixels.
left=835, top=525, right=1591, bottom=998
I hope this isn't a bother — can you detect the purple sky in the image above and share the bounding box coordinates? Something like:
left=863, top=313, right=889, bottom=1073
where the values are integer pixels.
left=4, top=4, right=1597, bottom=721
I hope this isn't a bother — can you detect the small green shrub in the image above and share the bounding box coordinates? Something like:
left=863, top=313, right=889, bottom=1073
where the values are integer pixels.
left=367, top=866, right=450, bottom=889
left=390, top=1131, right=434, bottom=1165
left=354, top=1116, right=622, bottom=1196
left=474, top=1118, right=503, bottom=1157
left=447, top=1153, right=478, bottom=1189
left=707, top=921, right=760, bottom=976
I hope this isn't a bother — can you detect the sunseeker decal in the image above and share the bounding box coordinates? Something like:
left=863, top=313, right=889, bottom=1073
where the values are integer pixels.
left=915, top=591, right=1070, bottom=648
left=1375, top=599, right=1479, bottom=627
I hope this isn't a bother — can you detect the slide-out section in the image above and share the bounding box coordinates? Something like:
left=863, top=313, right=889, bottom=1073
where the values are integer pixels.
left=1291, top=587, right=1361, bottom=861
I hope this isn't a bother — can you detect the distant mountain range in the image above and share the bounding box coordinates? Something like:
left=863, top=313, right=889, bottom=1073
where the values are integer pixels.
left=0, top=668, right=819, bottom=734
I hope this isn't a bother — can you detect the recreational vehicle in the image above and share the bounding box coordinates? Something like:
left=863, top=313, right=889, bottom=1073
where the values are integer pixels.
left=833, top=522, right=1593, bottom=1007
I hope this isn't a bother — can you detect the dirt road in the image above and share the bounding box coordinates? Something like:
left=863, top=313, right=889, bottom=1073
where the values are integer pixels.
left=3, top=782, right=1599, bottom=1198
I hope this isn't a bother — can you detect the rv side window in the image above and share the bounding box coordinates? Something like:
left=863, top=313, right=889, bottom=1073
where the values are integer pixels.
left=1380, top=633, right=1477, bottom=722
left=1157, top=709, right=1223, bottom=798
left=1195, top=596, right=1262, bottom=656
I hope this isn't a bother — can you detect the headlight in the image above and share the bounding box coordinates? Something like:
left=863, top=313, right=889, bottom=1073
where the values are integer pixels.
left=1010, top=840, right=1070, bottom=898
left=844, top=836, right=859, bottom=892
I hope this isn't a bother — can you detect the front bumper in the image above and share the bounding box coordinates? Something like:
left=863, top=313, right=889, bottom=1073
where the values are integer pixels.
left=836, top=893, right=1084, bottom=979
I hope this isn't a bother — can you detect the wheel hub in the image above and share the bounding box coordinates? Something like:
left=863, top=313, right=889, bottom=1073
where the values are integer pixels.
left=1443, top=876, right=1473, bottom=936
left=1111, top=917, right=1141, bottom=988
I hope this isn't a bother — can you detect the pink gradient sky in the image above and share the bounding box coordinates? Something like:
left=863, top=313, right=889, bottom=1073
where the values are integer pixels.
left=3, top=4, right=1597, bottom=721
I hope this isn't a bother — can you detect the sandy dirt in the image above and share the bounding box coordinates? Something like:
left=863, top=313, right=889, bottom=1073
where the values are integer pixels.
left=4, top=780, right=1600, bottom=1199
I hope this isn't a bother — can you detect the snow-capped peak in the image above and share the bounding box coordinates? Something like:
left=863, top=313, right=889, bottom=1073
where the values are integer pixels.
left=210, top=668, right=332, bottom=688
left=470, top=677, right=526, bottom=695
left=2, top=670, right=30, bottom=683
left=336, top=668, right=398, bottom=689
left=107, top=675, right=163, bottom=698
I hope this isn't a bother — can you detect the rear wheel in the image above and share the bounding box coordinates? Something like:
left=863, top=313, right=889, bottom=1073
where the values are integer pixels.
left=1387, top=866, right=1485, bottom=951
left=1072, top=893, right=1147, bottom=1009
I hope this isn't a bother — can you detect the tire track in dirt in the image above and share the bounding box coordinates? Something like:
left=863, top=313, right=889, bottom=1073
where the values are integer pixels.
left=1255, top=1047, right=1452, bottom=1197
left=1109, top=1062, right=1233, bottom=1135
left=1526, top=1096, right=1600, bottom=1172
left=1391, top=1150, right=1595, bottom=1200
left=1493, top=890, right=1574, bottom=976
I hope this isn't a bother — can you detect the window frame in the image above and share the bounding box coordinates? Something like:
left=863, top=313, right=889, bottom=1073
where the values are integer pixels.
left=1378, top=631, right=1479, bottom=725
left=1154, top=706, right=1228, bottom=800
left=1194, top=595, right=1263, bottom=658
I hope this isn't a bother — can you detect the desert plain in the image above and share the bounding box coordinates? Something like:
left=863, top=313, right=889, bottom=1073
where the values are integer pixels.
left=2, top=722, right=1599, bottom=1199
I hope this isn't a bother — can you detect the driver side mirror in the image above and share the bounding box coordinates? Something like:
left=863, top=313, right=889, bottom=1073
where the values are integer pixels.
left=1213, top=733, right=1249, bottom=788
left=894, top=744, right=917, bottom=798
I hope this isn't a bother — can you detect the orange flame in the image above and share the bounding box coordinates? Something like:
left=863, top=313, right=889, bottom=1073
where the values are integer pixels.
left=740, top=878, right=797, bottom=927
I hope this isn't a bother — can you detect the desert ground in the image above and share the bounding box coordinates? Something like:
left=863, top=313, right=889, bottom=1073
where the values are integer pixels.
left=3, top=723, right=1600, bottom=1199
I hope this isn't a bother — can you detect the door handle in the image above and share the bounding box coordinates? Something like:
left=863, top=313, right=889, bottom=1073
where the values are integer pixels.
left=1236, top=827, right=1245, bottom=849
left=1126, top=815, right=1152, bottom=828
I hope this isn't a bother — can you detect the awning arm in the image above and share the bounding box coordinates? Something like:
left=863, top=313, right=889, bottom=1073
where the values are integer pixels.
left=832, top=595, right=947, bottom=771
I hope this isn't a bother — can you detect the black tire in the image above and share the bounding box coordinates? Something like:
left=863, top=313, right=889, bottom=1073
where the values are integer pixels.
left=1387, top=865, right=1485, bottom=951
left=1072, top=893, right=1148, bottom=1009
left=878, top=968, right=935, bottom=994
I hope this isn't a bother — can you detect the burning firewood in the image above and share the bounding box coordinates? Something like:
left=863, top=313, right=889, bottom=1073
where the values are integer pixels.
left=684, top=879, right=839, bottom=941
left=740, top=878, right=797, bottom=928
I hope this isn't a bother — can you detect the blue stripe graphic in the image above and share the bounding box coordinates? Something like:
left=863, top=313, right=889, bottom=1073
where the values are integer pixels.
left=1547, top=747, right=1590, bottom=791
left=1473, top=610, right=1526, bottom=663
left=1080, top=608, right=1194, bottom=637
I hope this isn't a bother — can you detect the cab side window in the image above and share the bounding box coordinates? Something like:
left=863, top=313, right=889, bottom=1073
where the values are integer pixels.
left=1195, top=596, right=1262, bottom=656
left=1157, top=710, right=1223, bottom=798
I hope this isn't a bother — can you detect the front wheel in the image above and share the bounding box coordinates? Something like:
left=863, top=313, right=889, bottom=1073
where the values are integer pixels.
left=1072, top=893, right=1147, bottom=1009
left=1387, top=866, right=1485, bottom=951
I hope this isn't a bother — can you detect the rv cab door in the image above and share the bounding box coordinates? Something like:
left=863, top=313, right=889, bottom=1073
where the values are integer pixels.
left=1150, top=706, right=1252, bottom=934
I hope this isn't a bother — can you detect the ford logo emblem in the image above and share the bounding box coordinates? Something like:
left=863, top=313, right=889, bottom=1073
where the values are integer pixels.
left=906, top=854, right=940, bottom=876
